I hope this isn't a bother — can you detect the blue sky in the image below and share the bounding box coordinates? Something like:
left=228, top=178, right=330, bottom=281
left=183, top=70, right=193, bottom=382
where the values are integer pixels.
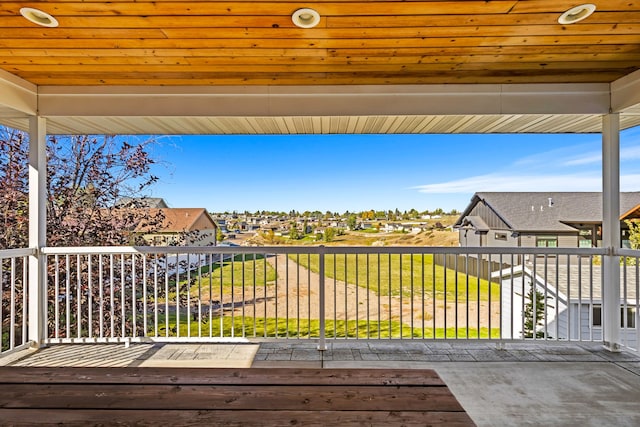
left=147, top=127, right=640, bottom=213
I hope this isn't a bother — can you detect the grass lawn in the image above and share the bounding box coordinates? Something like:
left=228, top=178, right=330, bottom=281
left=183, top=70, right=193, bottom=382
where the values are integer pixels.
left=178, top=254, right=277, bottom=301
left=291, top=253, right=500, bottom=302
left=155, top=314, right=500, bottom=339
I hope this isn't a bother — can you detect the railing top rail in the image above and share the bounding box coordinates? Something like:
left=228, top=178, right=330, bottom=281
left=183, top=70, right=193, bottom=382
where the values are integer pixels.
left=0, top=247, right=36, bottom=258
left=40, top=245, right=607, bottom=256
left=617, top=248, right=640, bottom=257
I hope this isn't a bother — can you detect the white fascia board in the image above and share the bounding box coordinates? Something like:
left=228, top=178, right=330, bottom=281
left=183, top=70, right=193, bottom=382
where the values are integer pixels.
left=0, top=69, right=37, bottom=116
left=611, top=69, right=640, bottom=114
left=37, top=83, right=610, bottom=118
left=500, top=83, right=610, bottom=115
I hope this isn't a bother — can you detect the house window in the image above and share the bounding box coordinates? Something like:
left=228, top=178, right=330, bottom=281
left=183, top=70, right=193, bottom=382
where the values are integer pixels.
left=495, top=232, right=507, bottom=241
left=623, top=306, right=636, bottom=329
left=592, top=304, right=637, bottom=328
left=578, top=228, right=592, bottom=248
left=536, top=235, right=558, bottom=248
left=592, top=304, right=601, bottom=327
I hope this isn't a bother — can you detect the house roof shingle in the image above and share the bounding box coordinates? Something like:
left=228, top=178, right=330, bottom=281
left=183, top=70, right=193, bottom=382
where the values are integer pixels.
left=456, top=192, right=640, bottom=233
left=135, top=208, right=216, bottom=233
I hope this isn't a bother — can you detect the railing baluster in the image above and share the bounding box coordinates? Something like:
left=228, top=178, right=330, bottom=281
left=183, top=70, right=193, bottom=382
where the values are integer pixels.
left=410, top=253, right=414, bottom=339
left=88, top=254, right=93, bottom=339
left=142, top=254, right=147, bottom=339
left=465, top=253, right=470, bottom=340
left=154, top=253, right=159, bottom=338
left=353, top=254, right=360, bottom=339
left=76, top=254, right=81, bottom=339
left=431, top=252, right=435, bottom=339
left=197, top=253, right=202, bottom=338
left=273, top=253, right=277, bottom=339
left=264, top=252, right=269, bottom=338
left=175, top=252, right=181, bottom=338
left=589, top=255, right=594, bottom=342
left=346, top=253, right=350, bottom=338
left=318, top=246, right=326, bottom=350
left=578, top=255, right=582, bottom=341
left=334, top=253, right=338, bottom=339
left=218, top=250, right=223, bottom=338
left=132, top=253, right=137, bottom=339
left=208, top=253, right=213, bottom=338
left=120, top=254, right=125, bottom=339
left=367, top=253, right=371, bottom=339
left=99, top=255, right=104, bottom=339
left=186, top=253, right=191, bottom=339
left=21, top=257, right=28, bottom=347
left=564, top=255, right=569, bottom=341
left=285, top=252, right=289, bottom=339
left=10, top=258, right=16, bottom=349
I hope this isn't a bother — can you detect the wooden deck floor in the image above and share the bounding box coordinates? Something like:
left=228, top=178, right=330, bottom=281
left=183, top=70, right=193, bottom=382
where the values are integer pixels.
left=0, top=367, right=474, bottom=426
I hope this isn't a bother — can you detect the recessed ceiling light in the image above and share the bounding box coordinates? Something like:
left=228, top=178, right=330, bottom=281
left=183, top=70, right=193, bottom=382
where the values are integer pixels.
left=20, top=7, right=59, bottom=28
left=558, top=4, right=596, bottom=24
left=292, top=8, right=320, bottom=29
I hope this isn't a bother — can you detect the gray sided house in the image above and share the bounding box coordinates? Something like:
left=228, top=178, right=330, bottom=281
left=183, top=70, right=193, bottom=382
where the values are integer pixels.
left=453, top=192, right=640, bottom=343
left=455, top=192, right=640, bottom=248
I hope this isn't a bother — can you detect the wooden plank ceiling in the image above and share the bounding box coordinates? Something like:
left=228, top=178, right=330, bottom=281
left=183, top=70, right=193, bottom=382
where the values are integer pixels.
left=1, top=0, right=639, bottom=86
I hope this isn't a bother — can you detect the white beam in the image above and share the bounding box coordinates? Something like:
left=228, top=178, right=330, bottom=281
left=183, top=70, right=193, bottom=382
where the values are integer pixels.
left=0, top=69, right=37, bottom=116
left=602, top=113, right=621, bottom=352
left=611, top=68, right=640, bottom=114
left=38, top=83, right=610, bottom=118
left=28, top=116, right=47, bottom=346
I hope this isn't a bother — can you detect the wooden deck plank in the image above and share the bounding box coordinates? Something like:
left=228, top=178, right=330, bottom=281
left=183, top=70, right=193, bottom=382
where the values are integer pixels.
left=0, top=384, right=464, bottom=412
left=0, top=409, right=476, bottom=426
left=0, top=367, right=445, bottom=386
left=0, top=367, right=475, bottom=426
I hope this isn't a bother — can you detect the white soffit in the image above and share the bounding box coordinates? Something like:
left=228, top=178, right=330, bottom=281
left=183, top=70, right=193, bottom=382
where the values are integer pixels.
left=10, top=114, right=638, bottom=136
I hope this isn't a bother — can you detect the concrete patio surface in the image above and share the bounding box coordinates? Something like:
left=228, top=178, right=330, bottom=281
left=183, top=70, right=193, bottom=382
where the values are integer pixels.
left=3, top=341, right=640, bottom=426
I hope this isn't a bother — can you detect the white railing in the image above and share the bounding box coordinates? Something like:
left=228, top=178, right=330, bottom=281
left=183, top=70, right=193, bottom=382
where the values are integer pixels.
left=618, top=249, right=640, bottom=352
left=35, top=245, right=640, bottom=351
left=0, top=248, right=34, bottom=355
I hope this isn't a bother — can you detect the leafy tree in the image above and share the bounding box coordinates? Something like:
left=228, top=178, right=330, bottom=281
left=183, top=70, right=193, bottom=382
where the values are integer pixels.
left=324, top=227, right=336, bottom=242
left=625, top=219, right=640, bottom=249
left=347, top=214, right=357, bottom=231
left=289, top=224, right=301, bottom=240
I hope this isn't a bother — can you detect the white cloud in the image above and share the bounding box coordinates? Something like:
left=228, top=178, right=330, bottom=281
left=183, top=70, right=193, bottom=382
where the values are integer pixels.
left=414, top=173, right=601, bottom=193
left=414, top=136, right=640, bottom=197
left=563, top=145, right=640, bottom=166
left=416, top=172, right=640, bottom=194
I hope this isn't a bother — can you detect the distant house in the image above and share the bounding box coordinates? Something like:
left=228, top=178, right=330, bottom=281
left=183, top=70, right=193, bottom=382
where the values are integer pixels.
left=492, top=264, right=637, bottom=347
left=115, top=197, right=169, bottom=209
left=455, top=192, right=640, bottom=248
left=137, top=208, right=218, bottom=246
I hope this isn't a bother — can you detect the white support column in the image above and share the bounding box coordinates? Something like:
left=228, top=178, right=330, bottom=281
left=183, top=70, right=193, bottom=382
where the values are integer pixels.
left=602, top=113, right=621, bottom=352
left=28, top=116, right=47, bottom=346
